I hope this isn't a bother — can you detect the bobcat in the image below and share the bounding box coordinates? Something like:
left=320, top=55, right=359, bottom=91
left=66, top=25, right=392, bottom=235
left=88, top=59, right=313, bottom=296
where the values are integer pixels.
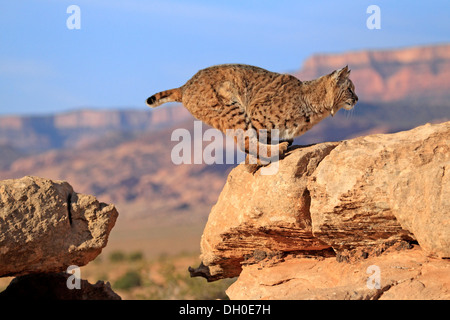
left=147, top=64, right=357, bottom=161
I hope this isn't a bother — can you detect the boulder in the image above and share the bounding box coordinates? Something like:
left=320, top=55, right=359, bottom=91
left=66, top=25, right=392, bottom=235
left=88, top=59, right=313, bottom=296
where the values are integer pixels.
left=308, top=121, right=450, bottom=257
left=226, top=245, right=450, bottom=300
left=0, top=176, right=118, bottom=277
left=196, top=142, right=338, bottom=280
left=194, top=121, right=450, bottom=299
left=0, top=273, right=121, bottom=300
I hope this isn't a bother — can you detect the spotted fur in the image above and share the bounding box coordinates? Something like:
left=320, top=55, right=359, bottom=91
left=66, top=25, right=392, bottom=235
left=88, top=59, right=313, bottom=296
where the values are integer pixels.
left=147, top=64, right=358, bottom=159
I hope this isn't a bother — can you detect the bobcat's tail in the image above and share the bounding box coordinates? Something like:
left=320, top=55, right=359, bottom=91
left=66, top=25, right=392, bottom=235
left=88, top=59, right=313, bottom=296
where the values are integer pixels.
left=146, top=88, right=182, bottom=108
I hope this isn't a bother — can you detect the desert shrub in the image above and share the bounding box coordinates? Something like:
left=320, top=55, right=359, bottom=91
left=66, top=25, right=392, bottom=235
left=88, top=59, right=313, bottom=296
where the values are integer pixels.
left=114, top=270, right=142, bottom=290
left=128, top=251, right=144, bottom=261
left=109, top=250, right=126, bottom=262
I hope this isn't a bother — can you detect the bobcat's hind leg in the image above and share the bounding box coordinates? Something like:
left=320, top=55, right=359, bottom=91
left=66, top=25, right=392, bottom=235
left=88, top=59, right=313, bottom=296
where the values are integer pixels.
left=242, top=142, right=288, bottom=174
left=233, top=132, right=289, bottom=163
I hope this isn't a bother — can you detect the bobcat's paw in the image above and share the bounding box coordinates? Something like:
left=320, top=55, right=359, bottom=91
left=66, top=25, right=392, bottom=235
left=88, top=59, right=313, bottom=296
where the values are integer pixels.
left=244, top=154, right=267, bottom=174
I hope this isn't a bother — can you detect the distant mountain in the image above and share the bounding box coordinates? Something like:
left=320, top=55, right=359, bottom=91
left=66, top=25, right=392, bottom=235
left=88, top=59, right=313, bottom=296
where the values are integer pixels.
left=291, top=43, right=450, bottom=145
left=0, top=144, right=23, bottom=170
left=0, top=120, right=234, bottom=223
left=294, top=43, right=450, bottom=105
left=1, top=43, right=449, bottom=223
left=0, top=105, right=191, bottom=153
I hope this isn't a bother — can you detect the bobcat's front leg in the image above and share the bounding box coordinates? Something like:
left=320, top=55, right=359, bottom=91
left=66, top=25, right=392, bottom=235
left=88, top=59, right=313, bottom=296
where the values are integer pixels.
left=234, top=131, right=288, bottom=174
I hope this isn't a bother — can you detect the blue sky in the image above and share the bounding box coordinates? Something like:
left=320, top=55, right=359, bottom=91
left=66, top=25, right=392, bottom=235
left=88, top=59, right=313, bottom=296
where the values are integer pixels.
left=1, top=0, right=449, bottom=115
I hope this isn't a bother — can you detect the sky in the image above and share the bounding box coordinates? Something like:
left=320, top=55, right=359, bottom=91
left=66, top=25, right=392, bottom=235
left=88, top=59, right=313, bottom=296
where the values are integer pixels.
left=0, top=0, right=449, bottom=115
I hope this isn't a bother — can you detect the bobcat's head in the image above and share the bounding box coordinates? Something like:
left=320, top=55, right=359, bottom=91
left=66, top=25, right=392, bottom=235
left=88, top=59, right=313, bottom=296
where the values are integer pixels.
left=328, top=66, right=358, bottom=116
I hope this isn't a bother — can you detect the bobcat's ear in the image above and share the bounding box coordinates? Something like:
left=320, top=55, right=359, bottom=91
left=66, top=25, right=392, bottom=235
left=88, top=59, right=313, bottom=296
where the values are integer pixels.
left=331, top=65, right=350, bottom=83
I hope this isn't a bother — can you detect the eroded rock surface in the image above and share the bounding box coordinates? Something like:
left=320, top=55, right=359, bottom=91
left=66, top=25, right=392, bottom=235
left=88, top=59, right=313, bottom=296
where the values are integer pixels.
left=226, top=246, right=450, bottom=300
left=198, top=142, right=338, bottom=280
left=0, top=176, right=118, bottom=277
left=194, top=121, right=450, bottom=299
left=308, top=121, right=450, bottom=257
